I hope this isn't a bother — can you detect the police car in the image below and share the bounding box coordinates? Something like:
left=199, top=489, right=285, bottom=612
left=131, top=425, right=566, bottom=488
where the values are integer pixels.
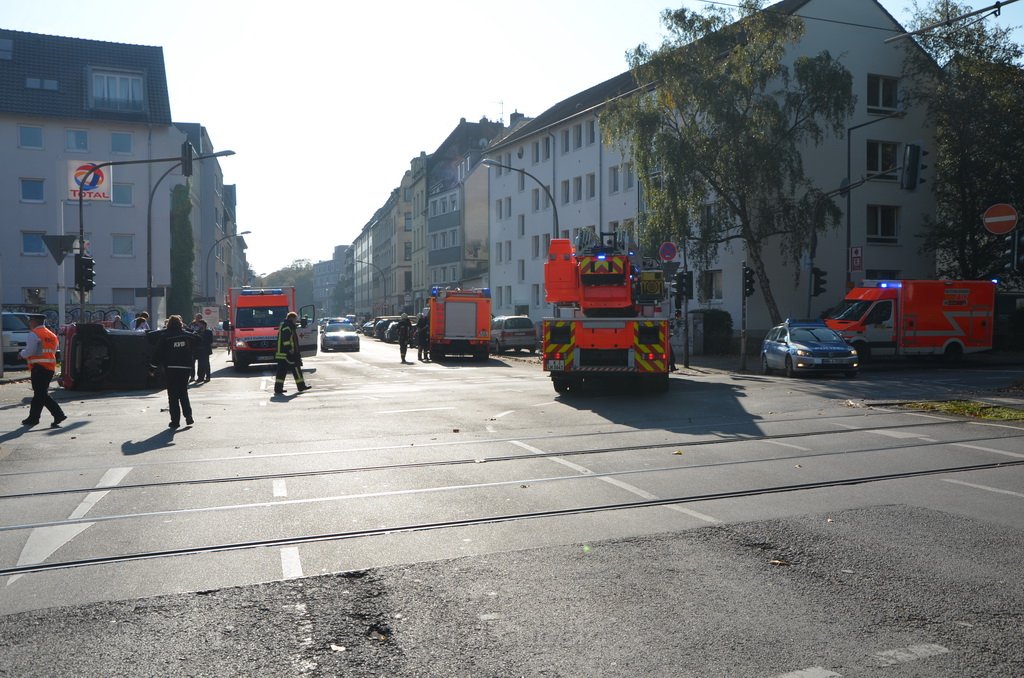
left=760, top=319, right=859, bottom=378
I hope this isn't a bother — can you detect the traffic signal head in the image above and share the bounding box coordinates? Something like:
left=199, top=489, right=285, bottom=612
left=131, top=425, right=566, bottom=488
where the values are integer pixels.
left=80, top=255, right=96, bottom=291
left=742, top=265, right=756, bottom=297
left=900, top=143, right=928, bottom=191
left=674, top=270, right=694, bottom=307
left=1006, top=228, right=1024, bottom=273
left=811, top=266, right=828, bottom=297
left=181, top=141, right=194, bottom=177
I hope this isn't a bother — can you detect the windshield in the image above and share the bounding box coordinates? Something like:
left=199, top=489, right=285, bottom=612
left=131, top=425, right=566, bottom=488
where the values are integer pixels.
left=505, top=317, right=534, bottom=330
left=790, top=328, right=845, bottom=344
left=235, top=306, right=289, bottom=329
left=326, top=323, right=355, bottom=333
left=3, top=314, right=30, bottom=331
left=829, top=300, right=871, bottom=322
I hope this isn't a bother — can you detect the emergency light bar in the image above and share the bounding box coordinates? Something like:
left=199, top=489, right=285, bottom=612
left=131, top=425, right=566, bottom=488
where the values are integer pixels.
left=240, top=288, right=283, bottom=295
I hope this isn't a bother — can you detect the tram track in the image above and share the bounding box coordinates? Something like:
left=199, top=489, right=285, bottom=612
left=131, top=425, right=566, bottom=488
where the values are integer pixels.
left=2, top=456, right=1021, bottom=578
left=1, top=414, right=1021, bottom=501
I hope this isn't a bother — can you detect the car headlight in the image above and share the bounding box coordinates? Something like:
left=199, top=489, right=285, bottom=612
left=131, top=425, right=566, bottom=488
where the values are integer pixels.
left=795, top=349, right=812, bottom=357
left=849, top=348, right=858, bottom=356
left=234, top=339, right=247, bottom=348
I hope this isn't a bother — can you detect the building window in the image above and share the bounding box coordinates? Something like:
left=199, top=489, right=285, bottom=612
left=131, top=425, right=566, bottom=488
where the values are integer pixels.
left=573, top=123, right=583, bottom=149
left=430, top=199, right=438, bottom=217
left=111, top=131, right=133, bottom=154
left=112, top=183, right=133, bottom=206
left=587, top=173, right=596, bottom=199
left=532, top=235, right=540, bottom=258
left=608, top=166, right=620, bottom=194
left=112, top=288, right=135, bottom=306
left=700, top=270, right=724, bottom=301
left=517, top=215, right=525, bottom=238
left=543, top=136, right=551, bottom=161
left=19, top=126, right=43, bottom=149
left=543, top=233, right=551, bottom=255
left=532, top=283, right=541, bottom=306
left=495, top=199, right=503, bottom=220
left=532, top=188, right=540, bottom=212
left=405, top=212, right=412, bottom=231
left=505, top=241, right=512, bottom=261
left=518, top=172, right=525, bottom=192
left=624, top=162, right=635, bottom=189
left=91, top=70, right=144, bottom=112
left=495, top=286, right=503, bottom=307
left=542, top=186, right=551, bottom=209
left=20, top=178, right=44, bottom=202
left=867, top=74, right=899, bottom=113
left=504, top=196, right=511, bottom=217
left=0, top=38, right=12, bottom=60
left=22, top=232, right=46, bottom=256
left=561, top=129, right=570, bottom=154
left=573, top=176, right=583, bottom=202
left=867, top=141, right=898, bottom=180
left=112, top=234, right=134, bottom=257
left=23, top=287, right=47, bottom=305
left=66, top=129, right=88, bottom=152
left=26, top=78, right=59, bottom=90
left=561, top=180, right=570, bottom=204
left=440, top=197, right=448, bottom=214
left=532, top=141, right=540, bottom=164
left=450, top=193, right=458, bottom=211
left=405, top=242, right=412, bottom=260
left=867, top=205, right=899, bottom=243
left=518, top=259, right=525, bottom=282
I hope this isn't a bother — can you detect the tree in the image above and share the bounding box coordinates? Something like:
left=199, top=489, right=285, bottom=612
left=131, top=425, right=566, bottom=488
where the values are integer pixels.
left=902, top=0, right=1024, bottom=280
left=168, top=184, right=194, bottom=317
left=602, top=1, right=854, bottom=324
left=258, top=259, right=314, bottom=310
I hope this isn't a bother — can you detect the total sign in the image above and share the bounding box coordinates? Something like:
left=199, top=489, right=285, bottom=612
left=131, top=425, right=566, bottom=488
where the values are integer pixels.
left=67, top=161, right=111, bottom=201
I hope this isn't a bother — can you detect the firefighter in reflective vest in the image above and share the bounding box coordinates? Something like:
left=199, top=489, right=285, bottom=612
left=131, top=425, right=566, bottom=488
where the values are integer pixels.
left=274, top=311, right=310, bottom=395
left=20, top=314, right=67, bottom=428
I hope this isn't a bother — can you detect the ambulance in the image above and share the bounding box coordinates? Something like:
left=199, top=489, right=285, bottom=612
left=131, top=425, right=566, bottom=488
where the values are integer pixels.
left=224, top=287, right=317, bottom=369
left=825, top=279, right=996, bottom=361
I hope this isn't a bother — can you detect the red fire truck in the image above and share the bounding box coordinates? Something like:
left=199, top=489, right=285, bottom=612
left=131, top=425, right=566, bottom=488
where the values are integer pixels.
left=426, top=287, right=491, bottom=361
left=825, top=279, right=996, bottom=361
left=542, top=231, right=671, bottom=393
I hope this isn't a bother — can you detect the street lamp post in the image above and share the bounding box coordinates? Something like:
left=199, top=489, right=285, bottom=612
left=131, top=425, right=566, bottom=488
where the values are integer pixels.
left=355, top=259, right=386, bottom=315
left=845, top=109, right=906, bottom=287
left=480, top=158, right=559, bottom=239
left=205, top=230, right=251, bottom=310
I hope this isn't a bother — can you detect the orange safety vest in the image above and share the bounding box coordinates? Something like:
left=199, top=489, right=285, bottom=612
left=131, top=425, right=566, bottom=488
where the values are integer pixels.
left=27, top=326, right=58, bottom=371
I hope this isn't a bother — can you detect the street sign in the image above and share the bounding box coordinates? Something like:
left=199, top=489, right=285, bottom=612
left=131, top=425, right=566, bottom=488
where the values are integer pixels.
left=42, top=234, right=78, bottom=264
left=659, top=241, right=678, bottom=262
left=850, top=246, right=864, bottom=273
left=982, top=203, right=1018, bottom=235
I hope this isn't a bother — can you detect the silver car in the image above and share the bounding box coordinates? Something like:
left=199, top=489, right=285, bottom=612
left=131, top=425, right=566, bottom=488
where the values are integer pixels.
left=490, top=315, right=537, bottom=354
left=320, top=321, right=360, bottom=352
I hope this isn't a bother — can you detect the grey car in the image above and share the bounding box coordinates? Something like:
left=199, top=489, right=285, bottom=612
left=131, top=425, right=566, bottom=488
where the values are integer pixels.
left=490, top=316, right=537, bottom=354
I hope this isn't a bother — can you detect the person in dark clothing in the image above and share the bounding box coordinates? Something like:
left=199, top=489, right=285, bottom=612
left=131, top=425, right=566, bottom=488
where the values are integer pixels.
left=19, top=314, right=67, bottom=428
left=274, top=311, right=309, bottom=395
left=194, top=319, right=214, bottom=382
left=416, top=312, right=430, bottom=361
left=397, top=313, right=413, bottom=364
left=149, top=314, right=198, bottom=428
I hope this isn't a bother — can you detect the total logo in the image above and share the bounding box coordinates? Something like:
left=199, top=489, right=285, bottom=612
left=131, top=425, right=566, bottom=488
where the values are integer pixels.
left=68, top=161, right=111, bottom=200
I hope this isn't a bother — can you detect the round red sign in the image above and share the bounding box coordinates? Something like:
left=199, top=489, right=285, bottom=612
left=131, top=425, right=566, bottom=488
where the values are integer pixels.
left=982, top=203, right=1018, bottom=235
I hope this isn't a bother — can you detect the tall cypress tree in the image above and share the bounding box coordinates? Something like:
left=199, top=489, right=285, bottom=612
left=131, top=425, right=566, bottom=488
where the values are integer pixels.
left=168, top=183, right=194, bottom=317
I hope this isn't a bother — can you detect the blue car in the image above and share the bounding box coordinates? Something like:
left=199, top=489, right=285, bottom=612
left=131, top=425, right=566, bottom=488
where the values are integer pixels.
left=760, top=319, right=859, bottom=378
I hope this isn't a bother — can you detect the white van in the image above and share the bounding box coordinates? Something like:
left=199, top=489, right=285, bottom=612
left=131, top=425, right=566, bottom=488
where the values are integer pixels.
left=2, top=312, right=33, bottom=365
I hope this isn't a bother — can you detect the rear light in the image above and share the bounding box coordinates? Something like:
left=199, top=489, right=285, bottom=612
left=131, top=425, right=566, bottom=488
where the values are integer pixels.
left=551, top=352, right=563, bottom=360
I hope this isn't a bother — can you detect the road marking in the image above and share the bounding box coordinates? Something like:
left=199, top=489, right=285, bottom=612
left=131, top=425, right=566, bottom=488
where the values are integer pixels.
left=510, top=440, right=719, bottom=523
left=494, top=410, right=515, bottom=419
left=833, top=422, right=860, bottom=430
left=376, top=407, right=456, bottom=414
left=776, top=668, right=842, bottom=678
left=952, top=442, right=1024, bottom=459
left=943, top=479, right=1024, bottom=499
left=273, top=479, right=288, bottom=498
left=8, top=466, right=132, bottom=585
left=869, top=429, right=930, bottom=440
left=280, top=547, right=303, bottom=579
left=764, top=440, right=811, bottom=452
left=871, top=643, right=949, bottom=666
left=969, top=421, right=1024, bottom=431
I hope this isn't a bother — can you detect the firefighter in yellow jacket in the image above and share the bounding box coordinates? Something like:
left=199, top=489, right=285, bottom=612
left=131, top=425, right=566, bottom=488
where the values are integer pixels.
left=20, top=314, right=67, bottom=428
left=274, top=311, right=310, bottom=395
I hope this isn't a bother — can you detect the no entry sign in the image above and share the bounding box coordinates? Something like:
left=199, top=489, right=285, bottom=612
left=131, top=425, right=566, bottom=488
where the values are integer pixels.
left=982, top=203, right=1018, bottom=235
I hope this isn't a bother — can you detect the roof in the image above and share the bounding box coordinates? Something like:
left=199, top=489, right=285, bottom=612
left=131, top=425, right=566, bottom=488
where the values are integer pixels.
left=0, top=28, right=172, bottom=124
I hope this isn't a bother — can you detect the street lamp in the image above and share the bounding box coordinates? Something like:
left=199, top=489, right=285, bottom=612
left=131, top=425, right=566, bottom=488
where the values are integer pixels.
left=145, top=149, right=236, bottom=318
left=845, top=108, right=905, bottom=287
left=480, top=158, right=559, bottom=239
left=355, top=259, right=386, bottom=314
left=205, top=230, right=251, bottom=307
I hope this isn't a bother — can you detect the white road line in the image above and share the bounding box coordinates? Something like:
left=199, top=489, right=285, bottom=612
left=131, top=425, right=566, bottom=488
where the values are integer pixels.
left=376, top=407, right=456, bottom=414
left=776, top=668, right=842, bottom=678
left=943, top=479, right=1024, bottom=499
left=68, top=467, right=133, bottom=520
left=273, top=479, right=288, bottom=498
left=833, top=422, right=860, bottom=430
left=871, top=643, right=949, bottom=666
left=969, top=420, right=1024, bottom=431
left=869, top=429, right=930, bottom=440
left=494, top=410, right=515, bottom=419
left=764, top=440, right=811, bottom=452
left=280, top=547, right=303, bottom=579
left=510, top=440, right=719, bottom=523
left=952, top=442, right=1024, bottom=459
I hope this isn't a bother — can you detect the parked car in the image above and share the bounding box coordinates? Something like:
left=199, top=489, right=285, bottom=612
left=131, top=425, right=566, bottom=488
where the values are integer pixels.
left=760, top=319, right=859, bottom=378
left=360, top=320, right=376, bottom=335
left=320, top=321, right=360, bottom=352
left=2, top=311, right=33, bottom=366
left=490, top=315, right=537, bottom=354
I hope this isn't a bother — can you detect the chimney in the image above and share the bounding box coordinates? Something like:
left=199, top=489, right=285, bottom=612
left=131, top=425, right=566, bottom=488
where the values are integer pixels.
left=509, top=110, right=524, bottom=127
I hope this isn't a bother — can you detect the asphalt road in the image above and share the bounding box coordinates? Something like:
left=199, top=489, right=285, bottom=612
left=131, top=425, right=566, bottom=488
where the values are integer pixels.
left=1, top=340, right=1022, bottom=676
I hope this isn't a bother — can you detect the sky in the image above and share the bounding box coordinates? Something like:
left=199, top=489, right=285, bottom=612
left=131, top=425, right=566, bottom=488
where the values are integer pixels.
left=4, top=0, right=1021, bottom=276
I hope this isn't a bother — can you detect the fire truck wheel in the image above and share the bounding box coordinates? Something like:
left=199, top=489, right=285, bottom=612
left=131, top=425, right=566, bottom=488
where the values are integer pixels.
left=430, top=348, right=444, bottom=361
left=552, top=377, right=571, bottom=394
left=652, top=374, right=670, bottom=393
left=943, top=342, right=963, bottom=364
left=233, top=355, right=250, bottom=371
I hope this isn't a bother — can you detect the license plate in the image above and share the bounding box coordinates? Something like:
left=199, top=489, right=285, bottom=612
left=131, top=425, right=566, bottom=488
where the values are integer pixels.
left=548, top=360, right=565, bottom=371
left=822, top=358, right=844, bottom=364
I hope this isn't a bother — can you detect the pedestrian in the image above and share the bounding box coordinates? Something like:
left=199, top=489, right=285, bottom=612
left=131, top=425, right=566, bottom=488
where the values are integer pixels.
left=187, top=314, right=203, bottom=382
left=19, top=314, right=67, bottom=429
left=111, top=314, right=123, bottom=329
left=416, top=312, right=430, bottom=361
left=194, top=319, right=214, bottom=382
left=149, top=314, right=197, bottom=429
left=397, top=313, right=413, bottom=364
left=669, top=310, right=680, bottom=372
left=133, top=312, right=151, bottom=331
left=274, top=311, right=309, bottom=395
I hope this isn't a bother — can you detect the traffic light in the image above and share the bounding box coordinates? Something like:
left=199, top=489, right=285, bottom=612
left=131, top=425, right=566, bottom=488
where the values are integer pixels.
left=75, top=254, right=96, bottom=291
left=900, top=143, right=928, bottom=191
left=1006, top=229, right=1024, bottom=273
left=811, top=266, right=827, bottom=296
left=674, top=270, right=694, bottom=307
left=181, top=141, right=194, bottom=177
left=742, top=265, right=756, bottom=297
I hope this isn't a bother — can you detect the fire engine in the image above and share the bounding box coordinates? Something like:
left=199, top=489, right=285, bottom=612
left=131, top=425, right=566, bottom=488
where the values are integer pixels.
left=825, top=279, right=996, bottom=361
left=542, top=230, right=671, bottom=393
left=426, top=287, right=492, bottom=361
left=224, top=287, right=317, bottom=369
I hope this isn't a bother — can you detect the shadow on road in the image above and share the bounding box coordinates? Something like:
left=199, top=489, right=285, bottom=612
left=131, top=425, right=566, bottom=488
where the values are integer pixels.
left=121, top=428, right=178, bottom=455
